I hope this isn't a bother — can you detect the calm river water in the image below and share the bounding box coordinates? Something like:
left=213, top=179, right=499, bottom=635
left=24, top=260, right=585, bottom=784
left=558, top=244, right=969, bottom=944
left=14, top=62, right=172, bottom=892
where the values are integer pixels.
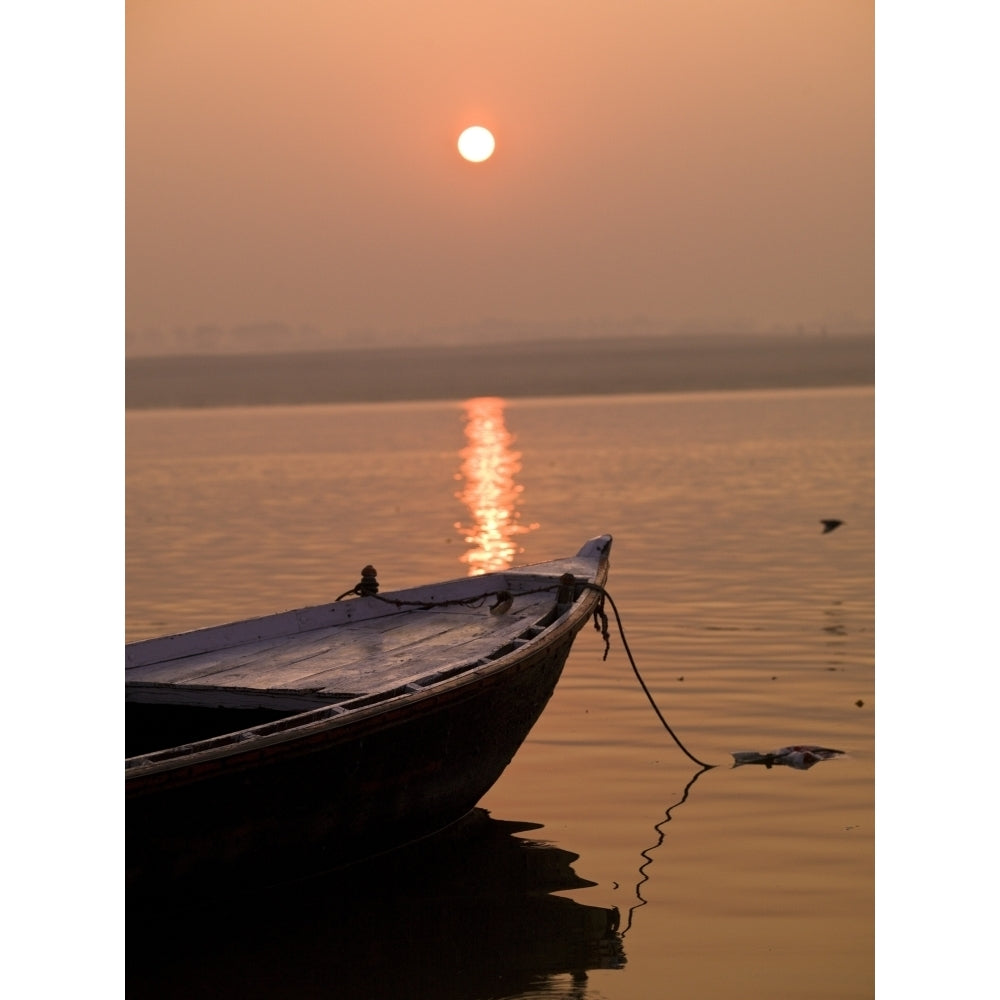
left=126, top=387, right=874, bottom=999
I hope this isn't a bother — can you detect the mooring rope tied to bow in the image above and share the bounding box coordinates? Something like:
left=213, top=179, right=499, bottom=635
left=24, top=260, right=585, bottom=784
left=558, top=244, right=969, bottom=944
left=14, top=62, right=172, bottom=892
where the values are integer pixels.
left=336, top=569, right=714, bottom=769
left=581, top=582, right=715, bottom=770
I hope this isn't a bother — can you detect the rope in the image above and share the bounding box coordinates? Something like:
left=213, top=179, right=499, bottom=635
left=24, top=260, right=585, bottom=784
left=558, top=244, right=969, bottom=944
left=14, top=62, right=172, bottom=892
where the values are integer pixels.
left=582, top=583, right=715, bottom=770
left=335, top=569, right=714, bottom=768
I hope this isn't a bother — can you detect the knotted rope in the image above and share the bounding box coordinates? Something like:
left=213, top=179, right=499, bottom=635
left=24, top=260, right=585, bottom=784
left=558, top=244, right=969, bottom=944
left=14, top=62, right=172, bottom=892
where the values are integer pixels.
left=335, top=565, right=379, bottom=601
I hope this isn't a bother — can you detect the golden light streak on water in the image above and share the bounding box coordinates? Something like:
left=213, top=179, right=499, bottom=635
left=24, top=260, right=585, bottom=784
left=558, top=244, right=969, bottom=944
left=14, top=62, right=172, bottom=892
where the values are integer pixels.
left=454, top=396, right=539, bottom=575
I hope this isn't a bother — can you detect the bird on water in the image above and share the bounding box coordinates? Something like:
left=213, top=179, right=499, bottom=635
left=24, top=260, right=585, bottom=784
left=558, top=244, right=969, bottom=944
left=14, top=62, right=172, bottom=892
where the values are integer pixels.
left=820, top=519, right=844, bottom=534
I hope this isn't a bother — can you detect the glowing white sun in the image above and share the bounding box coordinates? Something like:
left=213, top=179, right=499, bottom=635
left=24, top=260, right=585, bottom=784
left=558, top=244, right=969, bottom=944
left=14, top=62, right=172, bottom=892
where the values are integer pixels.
left=457, top=126, right=495, bottom=163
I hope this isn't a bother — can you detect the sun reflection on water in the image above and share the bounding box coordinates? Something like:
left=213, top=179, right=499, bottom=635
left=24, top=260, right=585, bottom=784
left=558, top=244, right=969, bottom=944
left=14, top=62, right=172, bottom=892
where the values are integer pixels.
left=454, top=396, right=538, bottom=575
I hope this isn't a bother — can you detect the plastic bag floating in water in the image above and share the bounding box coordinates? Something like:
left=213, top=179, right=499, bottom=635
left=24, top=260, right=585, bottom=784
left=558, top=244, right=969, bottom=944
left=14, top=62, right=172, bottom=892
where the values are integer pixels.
left=731, top=745, right=845, bottom=770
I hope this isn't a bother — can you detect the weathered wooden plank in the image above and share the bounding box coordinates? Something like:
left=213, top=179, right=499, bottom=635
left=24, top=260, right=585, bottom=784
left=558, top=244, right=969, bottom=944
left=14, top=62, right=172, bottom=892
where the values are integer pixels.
left=280, top=591, right=559, bottom=689
left=125, top=608, right=478, bottom=686
left=125, top=591, right=558, bottom=695
left=125, top=632, right=335, bottom=685
left=190, top=613, right=477, bottom=693
left=285, top=612, right=553, bottom=695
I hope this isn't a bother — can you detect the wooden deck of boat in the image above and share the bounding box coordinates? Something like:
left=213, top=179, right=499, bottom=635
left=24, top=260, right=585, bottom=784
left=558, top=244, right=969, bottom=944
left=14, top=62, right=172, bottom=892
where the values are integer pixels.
left=125, top=589, right=559, bottom=707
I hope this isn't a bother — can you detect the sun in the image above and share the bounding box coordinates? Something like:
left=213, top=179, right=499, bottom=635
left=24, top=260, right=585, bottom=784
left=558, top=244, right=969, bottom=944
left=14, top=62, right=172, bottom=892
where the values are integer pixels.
left=457, top=126, right=495, bottom=163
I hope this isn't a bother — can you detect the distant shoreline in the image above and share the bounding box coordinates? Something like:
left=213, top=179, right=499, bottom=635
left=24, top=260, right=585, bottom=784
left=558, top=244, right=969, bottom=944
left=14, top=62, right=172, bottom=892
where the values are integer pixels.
left=125, top=333, right=874, bottom=410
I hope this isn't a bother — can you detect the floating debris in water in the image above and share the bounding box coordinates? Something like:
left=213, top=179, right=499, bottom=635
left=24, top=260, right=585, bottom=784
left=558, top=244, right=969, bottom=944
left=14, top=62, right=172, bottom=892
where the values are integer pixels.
left=820, top=519, right=844, bottom=534
left=731, top=745, right=846, bottom=770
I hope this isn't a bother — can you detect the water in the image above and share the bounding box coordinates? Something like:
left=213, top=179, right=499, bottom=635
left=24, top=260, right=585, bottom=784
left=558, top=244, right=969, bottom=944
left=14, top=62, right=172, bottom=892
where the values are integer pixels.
left=126, top=387, right=874, bottom=999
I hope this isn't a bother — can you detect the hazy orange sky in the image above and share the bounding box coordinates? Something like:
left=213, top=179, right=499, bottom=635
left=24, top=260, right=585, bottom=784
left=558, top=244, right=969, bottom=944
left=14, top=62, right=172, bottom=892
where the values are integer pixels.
left=126, top=0, right=873, bottom=340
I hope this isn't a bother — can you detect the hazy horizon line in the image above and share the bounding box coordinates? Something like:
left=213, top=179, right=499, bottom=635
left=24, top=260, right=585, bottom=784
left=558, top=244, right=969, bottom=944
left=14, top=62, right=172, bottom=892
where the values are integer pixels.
left=125, top=317, right=874, bottom=359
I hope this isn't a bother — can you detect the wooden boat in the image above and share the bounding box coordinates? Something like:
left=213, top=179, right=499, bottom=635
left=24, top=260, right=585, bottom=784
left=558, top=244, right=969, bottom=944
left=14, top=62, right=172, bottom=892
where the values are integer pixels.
left=126, top=534, right=612, bottom=892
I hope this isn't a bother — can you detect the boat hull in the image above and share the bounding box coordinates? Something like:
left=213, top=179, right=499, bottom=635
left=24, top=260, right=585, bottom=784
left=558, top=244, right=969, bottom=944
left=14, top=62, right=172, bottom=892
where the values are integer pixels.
left=127, top=538, right=611, bottom=893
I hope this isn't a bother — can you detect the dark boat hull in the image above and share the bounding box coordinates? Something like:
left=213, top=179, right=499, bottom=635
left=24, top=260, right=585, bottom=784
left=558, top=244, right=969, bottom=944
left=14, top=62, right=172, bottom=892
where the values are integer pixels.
left=128, top=629, right=577, bottom=892
left=127, top=535, right=612, bottom=893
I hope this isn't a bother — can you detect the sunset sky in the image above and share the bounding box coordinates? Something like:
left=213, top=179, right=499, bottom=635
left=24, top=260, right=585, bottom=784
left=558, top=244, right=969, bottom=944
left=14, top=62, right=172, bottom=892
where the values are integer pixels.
left=126, top=0, right=874, bottom=342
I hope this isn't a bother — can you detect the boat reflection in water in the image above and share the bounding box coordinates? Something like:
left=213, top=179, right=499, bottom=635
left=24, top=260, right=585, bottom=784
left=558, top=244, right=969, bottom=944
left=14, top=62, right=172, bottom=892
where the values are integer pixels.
left=129, top=810, right=625, bottom=1000
left=455, top=396, right=538, bottom=575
